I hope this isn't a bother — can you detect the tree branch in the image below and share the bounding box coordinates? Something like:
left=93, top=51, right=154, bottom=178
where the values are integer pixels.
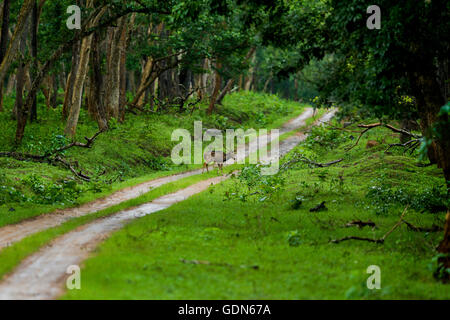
left=346, top=123, right=421, bottom=151
left=331, top=205, right=409, bottom=244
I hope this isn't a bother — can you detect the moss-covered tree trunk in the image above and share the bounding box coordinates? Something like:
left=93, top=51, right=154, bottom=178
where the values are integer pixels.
left=29, top=0, right=38, bottom=122
left=0, top=0, right=11, bottom=112
left=207, top=60, right=222, bottom=115
left=64, top=32, right=93, bottom=137
left=0, top=0, right=34, bottom=86
left=87, top=31, right=108, bottom=131
left=62, top=39, right=81, bottom=120
left=412, top=67, right=450, bottom=282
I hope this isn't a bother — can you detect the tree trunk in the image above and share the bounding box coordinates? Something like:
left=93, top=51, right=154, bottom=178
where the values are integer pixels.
left=42, top=75, right=53, bottom=109
left=29, top=0, right=38, bottom=122
left=207, top=60, right=222, bottom=114
left=0, top=0, right=11, bottom=112
left=64, top=31, right=93, bottom=137
left=411, top=69, right=450, bottom=281
left=438, top=211, right=450, bottom=283
left=15, top=61, right=27, bottom=143
left=6, top=74, right=15, bottom=96
left=87, top=31, right=108, bottom=131
left=14, top=14, right=30, bottom=142
left=0, top=0, right=34, bottom=85
left=105, top=17, right=127, bottom=120
left=64, top=2, right=106, bottom=137
left=194, top=73, right=204, bottom=100
left=244, top=49, right=256, bottom=91
left=51, top=73, right=59, bottom=108
left=263, top=77, right=271, bottom=92
left=134, top=57, right=154, bottom=108
left=216, top=47, right=255, bottom=105
left=118, top=18, right=129, bottom=122
left=62, top=39, right=81, bottom=119
left=216, top=79, right=234, bottom=105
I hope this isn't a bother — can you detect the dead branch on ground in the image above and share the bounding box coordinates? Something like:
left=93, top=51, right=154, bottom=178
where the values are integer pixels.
left=345, top=220, right=377, bottom=229
left=0, top=130, right=104, bottom=181
left=402, top=220, right=443, bottom=232
left=331, top=205, right=409, bottom=244
left=281, top=153, right=343, bottom=170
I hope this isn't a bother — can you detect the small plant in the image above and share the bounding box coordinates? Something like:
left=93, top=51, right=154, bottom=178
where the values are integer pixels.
left=108, top=117, right=120, bottom=130
left=22, top=174, right=82, bottom=205
left=303, top=124, right=349, bottom=150
left=225, top=164, right=286, bottom=203
left=287, top=230, right=302, bottom=247
left=428, top=253, right=450, bottom=281
left=145, top=155, right=171, bottom=171
left=290, top=194, right=305, bottom=210
left=0, top=186, right=29, bottom=205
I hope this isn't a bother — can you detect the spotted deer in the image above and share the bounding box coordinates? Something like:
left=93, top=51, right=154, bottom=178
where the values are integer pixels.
left=203, top=150, right=236, bottom=173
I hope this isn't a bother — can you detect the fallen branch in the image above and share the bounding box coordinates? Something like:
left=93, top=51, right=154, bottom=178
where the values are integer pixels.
left=310, top=201, right=327, bottom=212
left=282, top=153, right=343, bottom=170
left=346, top=122, right=421, bottom=151
left=331, top=236, right=384, bottom=244
left=345, top=220, right=377, bottom=229
left=331, top=205, right=409, bottom=244
left=402, top=220, right=443, bottom=233
left=301, top=157, right=344, bottom=168
left=0, top=151, right=46, bottom=162
left=54, top=156, right=91, bottom=182
left=0, top=130, right=103, bottom=181
left=54, top=130, right=104, bottom=153
left=385, top=139, right=421, bottom=154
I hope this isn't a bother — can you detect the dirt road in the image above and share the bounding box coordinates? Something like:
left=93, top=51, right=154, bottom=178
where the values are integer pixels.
left=0, top=109, right=336, bottom=300
left=0, top=108, right=316, bottom=250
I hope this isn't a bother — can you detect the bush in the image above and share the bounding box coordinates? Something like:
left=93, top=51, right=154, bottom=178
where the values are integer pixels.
left=365, top=177, right=448, bottom=214
left=22, top=174, right=83, bottom=205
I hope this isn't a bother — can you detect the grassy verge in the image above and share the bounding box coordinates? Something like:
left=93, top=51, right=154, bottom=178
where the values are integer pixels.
left=0, top=168, right=236, bottom=281
left=62, top=117, right=449, bottom=300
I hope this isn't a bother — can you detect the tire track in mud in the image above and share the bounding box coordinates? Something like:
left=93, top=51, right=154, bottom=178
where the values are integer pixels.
left=0, top=108, right=315, bottom=250
left=0, top=109, right=336, bottom=300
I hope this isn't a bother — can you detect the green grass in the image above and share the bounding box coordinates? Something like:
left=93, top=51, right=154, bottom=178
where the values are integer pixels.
left=0, top=168, right=230, bottom=281
left=62, top=118, right=449, bottom=300
left=0, top=91, right=305, bottom=226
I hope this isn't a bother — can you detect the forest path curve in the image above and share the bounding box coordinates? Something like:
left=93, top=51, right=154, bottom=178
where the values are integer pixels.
left=0, top=108, right=316, bottom=250
left=0, top=108, right=336, bottom=300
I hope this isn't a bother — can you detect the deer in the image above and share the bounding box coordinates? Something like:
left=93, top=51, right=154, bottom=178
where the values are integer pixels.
left=203, top=150, right=236, bottom=174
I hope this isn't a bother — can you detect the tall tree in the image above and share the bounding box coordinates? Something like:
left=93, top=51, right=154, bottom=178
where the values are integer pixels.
left=0, top=0, right=11, bottom=112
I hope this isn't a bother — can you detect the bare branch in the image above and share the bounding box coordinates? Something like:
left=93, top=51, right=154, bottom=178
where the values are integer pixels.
left=402, top=220, right=443, bottom=232
left=331, top=205, right=409, bottom=244
left=346, top=123, right=421, bottom=151
left=0, top=130, right=103, bottom=180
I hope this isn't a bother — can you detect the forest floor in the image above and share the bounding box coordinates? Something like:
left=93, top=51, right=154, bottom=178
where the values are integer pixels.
left=59, top=118, right=449, bottom=300
left=0, top=91, right=304, bottom=227
left=0, top=111, right=336, bottom=299
left=0, top=94, right=330, bottom=299
left=0, top=92, right=448, bottom=299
